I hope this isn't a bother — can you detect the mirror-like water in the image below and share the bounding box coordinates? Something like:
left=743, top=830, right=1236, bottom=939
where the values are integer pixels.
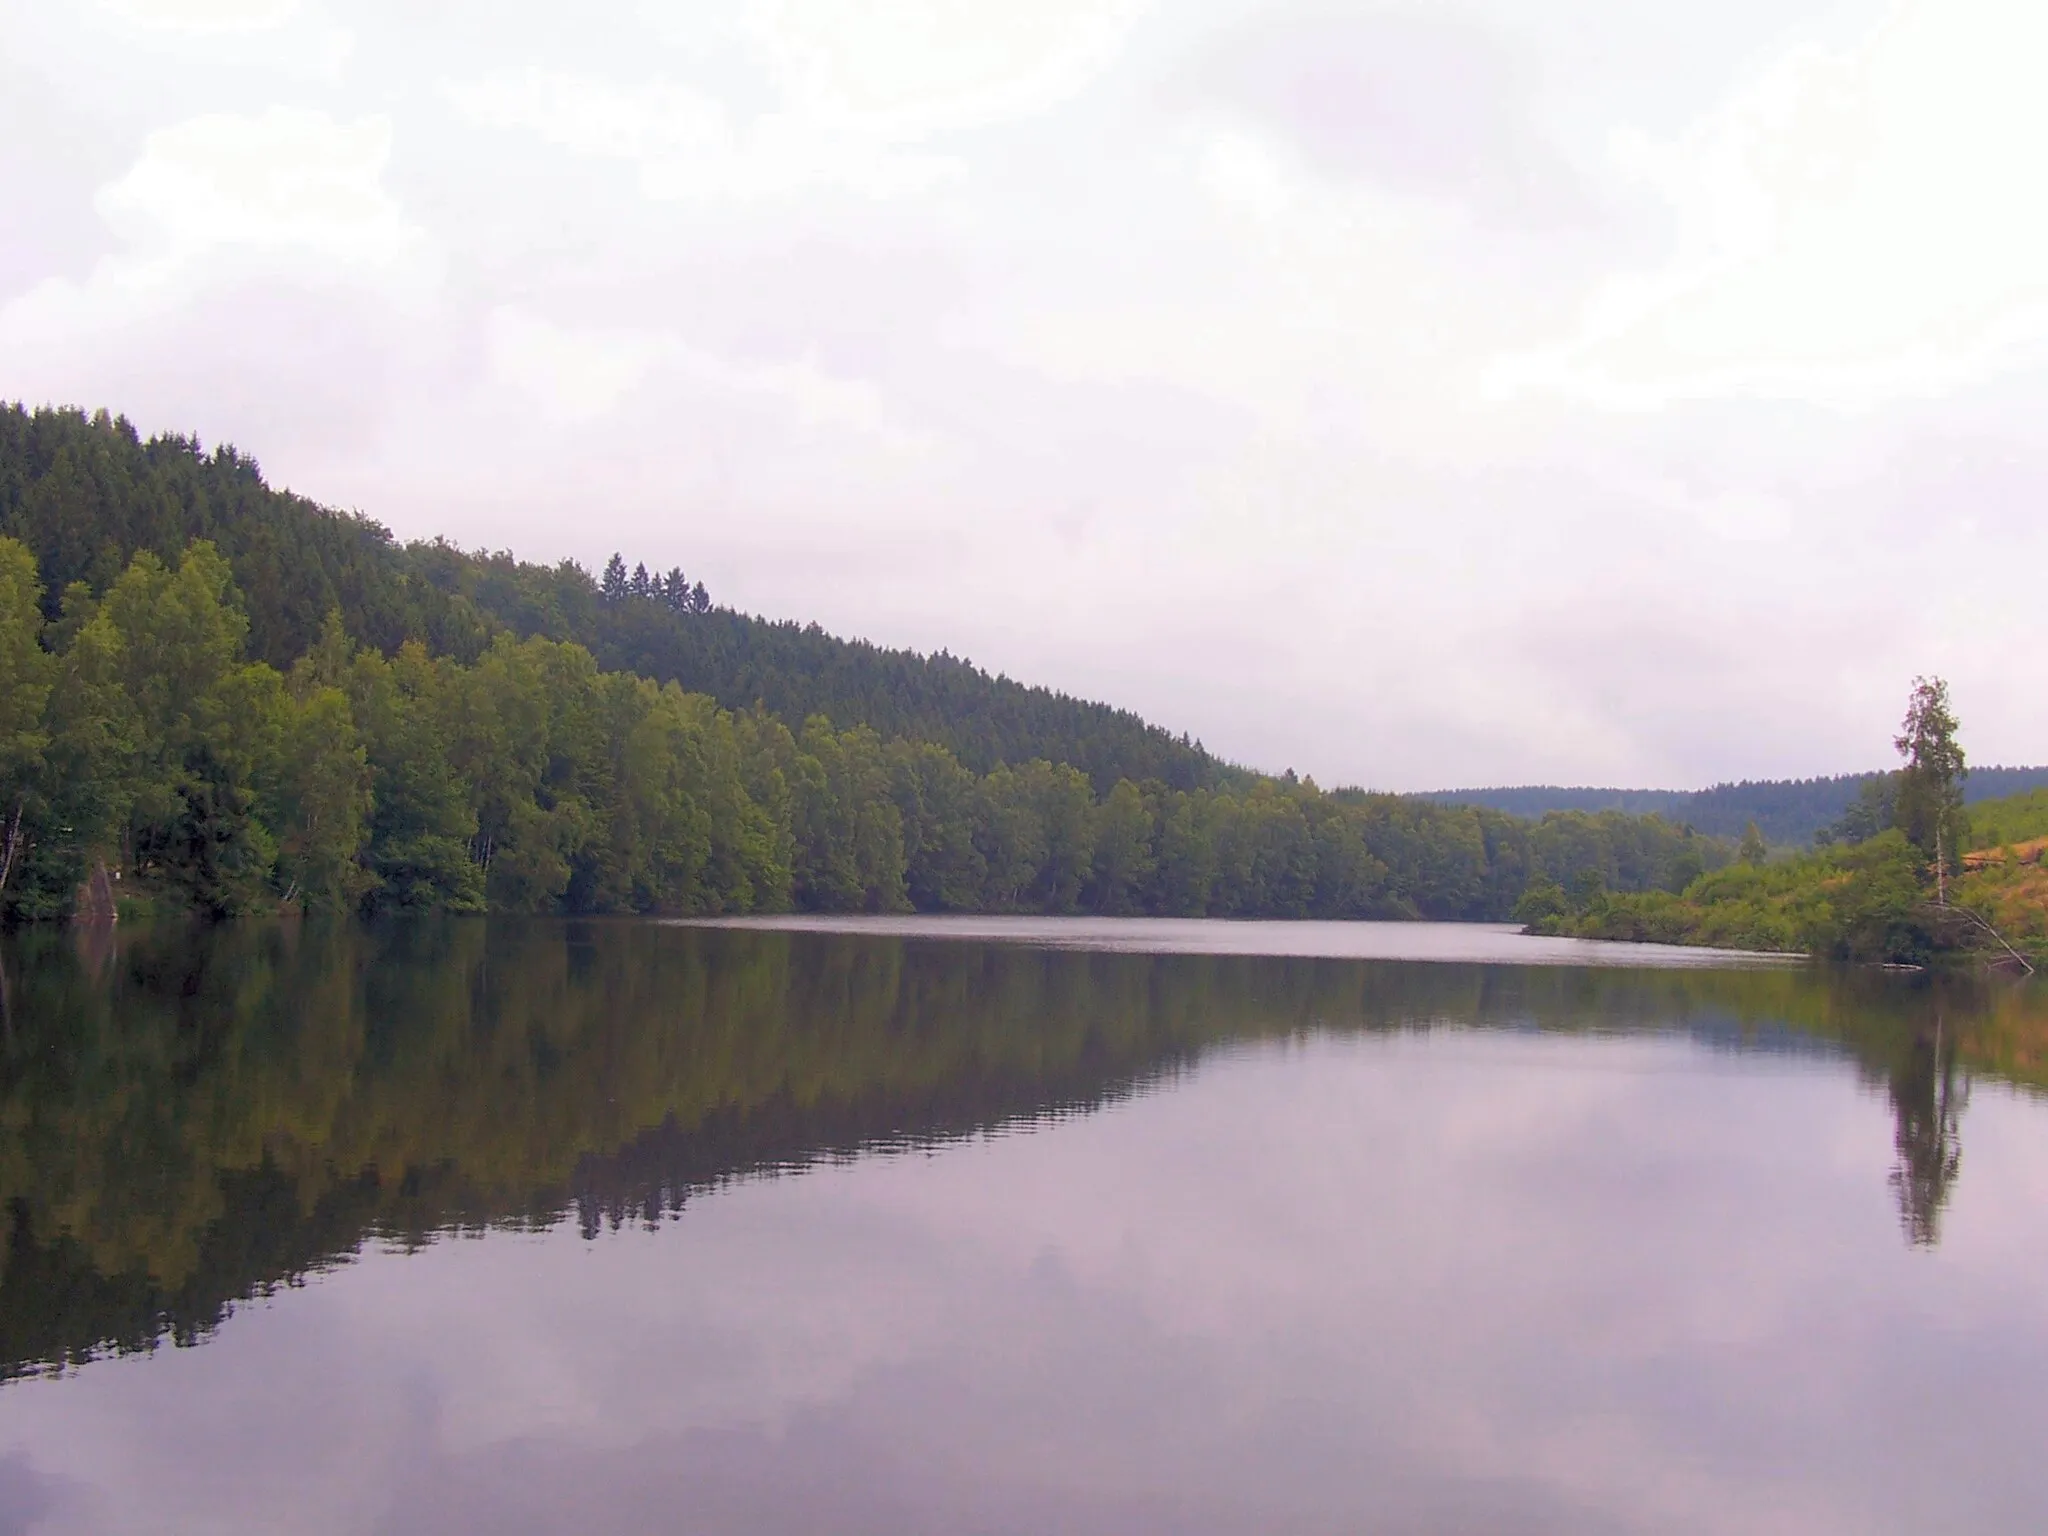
left=2, top=918, right=2044, bottom=1534
left=670, top=914, right=1803, bottom=966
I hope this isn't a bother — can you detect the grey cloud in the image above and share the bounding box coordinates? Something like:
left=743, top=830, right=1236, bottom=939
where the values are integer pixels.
left=0, top=54, right=130, bottom=298
left=1195, top=7, right=1591, bottom=224
left=5, top=279, right=425, bottom=469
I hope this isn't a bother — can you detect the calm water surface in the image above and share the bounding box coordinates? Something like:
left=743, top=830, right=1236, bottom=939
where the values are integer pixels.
left=2, top=918, right=2045, bottom=1534
left=674, top=914, right=1802, bottom=966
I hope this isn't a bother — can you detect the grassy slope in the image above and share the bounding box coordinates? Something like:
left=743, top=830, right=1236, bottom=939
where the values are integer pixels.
left=1968, top=788, right=2048, bottom=850
left=1957, top=788, right=2048, bottom=953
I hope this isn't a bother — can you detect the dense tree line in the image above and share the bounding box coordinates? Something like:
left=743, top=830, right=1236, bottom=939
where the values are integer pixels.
left=1432, top=765, right=2048, bottom=846
left=0, top=404, right=1232, bottom=794
left=3, top=920, right=2026, bottom=1377
left=0, top=534, right=1726, bottom=923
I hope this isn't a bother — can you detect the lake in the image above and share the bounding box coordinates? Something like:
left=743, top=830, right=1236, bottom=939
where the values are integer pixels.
left=2, top=918, right=2045, bottom=1534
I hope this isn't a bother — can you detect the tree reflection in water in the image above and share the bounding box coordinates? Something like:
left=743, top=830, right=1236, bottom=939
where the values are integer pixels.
left=0, top=918, right=2041, bottom=1381
left=1887, top=1009, right=1969, bottom=1247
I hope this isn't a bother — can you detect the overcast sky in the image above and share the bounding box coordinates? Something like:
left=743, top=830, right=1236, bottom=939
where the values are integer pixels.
left=3, top=0, right=2043, bottom=790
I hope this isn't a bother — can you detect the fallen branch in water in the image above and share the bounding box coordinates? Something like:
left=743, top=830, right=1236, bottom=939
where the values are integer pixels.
left=1932, top=902, right=2037, bottom=976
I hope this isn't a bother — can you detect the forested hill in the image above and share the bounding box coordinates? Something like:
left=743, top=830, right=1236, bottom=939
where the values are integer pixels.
left=1, top=401, right=1739, bottom=928
left=0, top=404, right=1232, bottom=794
left=1426, top=768, right=2048, bottom=847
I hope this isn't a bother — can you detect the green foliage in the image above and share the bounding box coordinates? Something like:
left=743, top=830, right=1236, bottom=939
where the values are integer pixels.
left=96, top=544, right=281, bottom=916
left=1532, top=831, right=1955, bottom=964
left=0, top=542, right=53, bottom=898
left=1510, top=878, right=1569, bottom=927
left=272, top=682, right=372, bottom=910
left=789, top=718, right=909, bottom=913
left=890, top=740, right=987, bottom=911
left=0, top=541, right=52, bottom=788
left=1088, top=779, right=1156, bottom=915
left=1, top=521, right=1738, bottom=926
left=1816, top=773, right=1898, bottom=847
left=348, top=644, right=485, bottom=913
left=1893, top=676, right=1966, bottom=864
left=1967, top=788, right=2048, bottom=851
left=1739, top=821, right=1768, bottom=866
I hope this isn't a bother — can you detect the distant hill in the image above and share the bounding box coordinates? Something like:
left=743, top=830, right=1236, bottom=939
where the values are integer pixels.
left=0, top=404, right=1235, bottom=794
left=1423, top=768, right=2048, bottom=846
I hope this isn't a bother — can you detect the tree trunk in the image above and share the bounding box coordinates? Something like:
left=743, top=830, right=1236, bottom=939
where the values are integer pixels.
left=0, top=797, right=23, bottom=895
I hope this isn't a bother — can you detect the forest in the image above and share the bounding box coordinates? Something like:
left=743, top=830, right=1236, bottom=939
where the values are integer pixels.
left=0, top=404, right=1232, bottom=795
left=0, top=405, right=1730, bottom=925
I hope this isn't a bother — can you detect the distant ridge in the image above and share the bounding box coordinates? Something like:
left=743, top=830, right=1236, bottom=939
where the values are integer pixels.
left=1421, top=768, right=2048, bottom=846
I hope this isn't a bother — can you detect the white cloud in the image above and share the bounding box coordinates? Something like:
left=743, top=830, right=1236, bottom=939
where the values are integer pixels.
left=97, top=0, right=300, bottom=31
left=1494, top=0, right=2048, bottom=409
left=443, top=0, right=1153, bottom=206
left=738, top=0, right=1153, bottom=133
left=0, top=107, right=431, bottom=382
left=96, top=108, right=422, bottom=277
left=484, top=303, right=931, bottom=456
left=485, top=307, right=663, bottom=424
left=444, top=68, right=958, bottom=202
left=1199, top=126, right=1296, bottom=223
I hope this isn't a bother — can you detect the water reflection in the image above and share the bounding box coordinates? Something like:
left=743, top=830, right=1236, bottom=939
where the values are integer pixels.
left=1, top=919, right=2042, bottom=1387
left=1885, top=1010, right=1968, bottom=1246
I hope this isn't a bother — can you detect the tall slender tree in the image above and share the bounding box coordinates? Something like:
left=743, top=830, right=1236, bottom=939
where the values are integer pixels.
left=1893, top=676, right=1966, bottom=900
